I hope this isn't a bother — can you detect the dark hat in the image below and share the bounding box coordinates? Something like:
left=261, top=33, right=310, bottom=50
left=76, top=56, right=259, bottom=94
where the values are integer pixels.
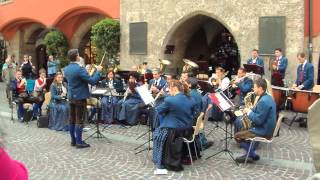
left=67, top=49, right=79, bottom=61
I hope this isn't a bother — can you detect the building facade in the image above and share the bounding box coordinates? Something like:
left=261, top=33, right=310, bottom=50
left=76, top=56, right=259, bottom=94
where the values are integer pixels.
left=0, top=0, right=119, bottom=70
left=120, top=0, right=319, bottom=83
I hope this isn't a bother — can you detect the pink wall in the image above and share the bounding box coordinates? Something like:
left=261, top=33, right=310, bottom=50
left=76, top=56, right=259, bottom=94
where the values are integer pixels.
left=0, top=0, right=119, bottom=40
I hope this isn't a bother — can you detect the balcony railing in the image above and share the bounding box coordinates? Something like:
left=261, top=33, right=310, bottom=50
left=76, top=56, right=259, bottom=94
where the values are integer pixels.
left=0, top=0, right=12, bottom=5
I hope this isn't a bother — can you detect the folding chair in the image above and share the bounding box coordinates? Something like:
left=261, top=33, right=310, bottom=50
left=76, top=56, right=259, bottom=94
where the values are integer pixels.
left=182, top=112, right=204, bottom=166
left=244, top=113, right=284, bottom=165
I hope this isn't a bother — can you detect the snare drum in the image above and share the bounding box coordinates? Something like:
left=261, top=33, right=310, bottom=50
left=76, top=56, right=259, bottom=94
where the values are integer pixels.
left=271, top=86, right=289, bottom=108
left=289, top=89, right=320, bottom=113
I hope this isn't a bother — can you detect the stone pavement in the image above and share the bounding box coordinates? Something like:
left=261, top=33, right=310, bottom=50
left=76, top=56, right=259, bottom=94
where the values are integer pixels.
left=0, top=83, right=315, bottom=180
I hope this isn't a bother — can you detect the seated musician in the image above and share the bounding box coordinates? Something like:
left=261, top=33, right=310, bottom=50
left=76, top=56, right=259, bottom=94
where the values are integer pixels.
left=153, top=79, right=197, bottom=172
left=10, top=70, right=27, bottom=122
left=100, top=70, right=124, bottom=124
left=32, top=68, right=47, bottom=118
left=234, top=78, right=276, bottom=163
left=49, top=72, right=69, bottom=131
left=203, top=67, right=230, bottom=121
left=149, top=68, right=166, bottom=97
left=271, top=48, right=288, bottom=87
left=292, top=52, right=314, bottom=90
left=180, top=72, right=189, bottom=85
left=117, top=72, right=144, bottom=125
left=231, top=68, right=253, bottom=105
left=187, top=77, right=214, bottom=149
left=246, top=49, right=264, bottom=67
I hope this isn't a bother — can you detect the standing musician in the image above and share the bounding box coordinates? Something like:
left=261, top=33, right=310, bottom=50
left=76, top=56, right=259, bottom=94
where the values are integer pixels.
left=271, top=48, right=288, bottom=87
left=149, top=68, right=167, bottom=97
left=117, top=72, right=144, bottom=125
left=231, top=68, right=253, bottom=105
left=234, top=78, right=276, bottom=163
left=10, top=70, right=27, bottom=122
left=2, top=55, right=17, bottom=101
left=100, top=70, right=124, bottom=124
left=292, top=52, right=314, bottom=90
left=49, top=72, right=69, bottom=131
left=153, top=79, right=197, bottom=172
left=247, top=49, right=264, bottom=67
left=64, top=49, right=103, bottom=149
left=140, top=62, right=152, bottom=74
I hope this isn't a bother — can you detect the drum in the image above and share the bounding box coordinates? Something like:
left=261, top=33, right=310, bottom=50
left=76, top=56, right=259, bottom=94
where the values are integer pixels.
left=271, top=86, right=289, bottom=108
left=289, top=89, right=320, bottom=113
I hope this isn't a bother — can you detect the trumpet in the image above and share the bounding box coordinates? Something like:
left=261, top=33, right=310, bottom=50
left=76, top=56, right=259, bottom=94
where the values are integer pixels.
left=89, top=51, right=106, bottom=76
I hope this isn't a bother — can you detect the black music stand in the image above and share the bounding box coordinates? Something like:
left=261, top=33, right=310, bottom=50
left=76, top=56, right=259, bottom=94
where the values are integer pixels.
left=134, top=86, right=155, bottom=155
left=85, top=89, right=111, bottom=143
left=243, top=64, right=264, bottom=76
left=206, top=92, right=238, bottom=165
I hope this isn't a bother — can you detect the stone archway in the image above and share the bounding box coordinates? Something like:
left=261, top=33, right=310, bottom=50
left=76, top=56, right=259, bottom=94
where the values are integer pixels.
left=161, top=13, right=240, bottom=76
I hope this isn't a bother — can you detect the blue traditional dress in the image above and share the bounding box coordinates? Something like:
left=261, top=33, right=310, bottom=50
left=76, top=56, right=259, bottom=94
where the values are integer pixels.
left=49, top=83, right=69, bottom=131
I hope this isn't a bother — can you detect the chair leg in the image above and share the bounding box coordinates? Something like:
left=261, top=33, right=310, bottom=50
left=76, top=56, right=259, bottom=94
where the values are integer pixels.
left=193, top=141, right=198, bottom=160
left=269, top=143, right=273, bottom=161
left=186, top=143, right=193, bottom=166
left=244, top=141, right=254, bottom=165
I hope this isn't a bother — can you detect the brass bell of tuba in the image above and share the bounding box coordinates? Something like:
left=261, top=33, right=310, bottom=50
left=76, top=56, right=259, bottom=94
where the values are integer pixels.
left=159, top=59, right=171, bottom=73
left=182, top=59, right=199, bottom=74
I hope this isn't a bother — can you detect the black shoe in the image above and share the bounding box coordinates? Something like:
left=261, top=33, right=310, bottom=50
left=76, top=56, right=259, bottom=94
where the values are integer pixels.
left=204, top=141, right=214, bottom=150
left=71, top=142, right=76, bottom=147
left=235, top=155, right=253, bottom=163
left=252, top=155, right=260, bottom=161
left=76, top=142, right=90, bottom=148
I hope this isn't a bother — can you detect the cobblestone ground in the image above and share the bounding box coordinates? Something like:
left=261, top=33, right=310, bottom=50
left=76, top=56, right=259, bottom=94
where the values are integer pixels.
left=0, top=83, right=315, bottom=180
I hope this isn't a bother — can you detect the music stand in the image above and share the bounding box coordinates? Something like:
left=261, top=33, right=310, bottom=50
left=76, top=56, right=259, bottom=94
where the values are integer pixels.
left=243, top=64, right=264, bottom=76
left=134, top=86, right=155, bottom=155
left=102, top=87, right=128, bottom=129
left=85, top=89, right=111, bottom=143
left=206, top=91, right=238, bottom=165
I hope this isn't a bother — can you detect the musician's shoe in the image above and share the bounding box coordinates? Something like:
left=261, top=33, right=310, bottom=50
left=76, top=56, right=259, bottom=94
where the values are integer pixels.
left=204, top=141, right=214, bottom=150
left=76, top=142, right=90, bottom=148
left=235, top=155, right=253, bottom=163
left=252, top=155, right=260, bottom=161
left=71, top=141, right=76, bottom=147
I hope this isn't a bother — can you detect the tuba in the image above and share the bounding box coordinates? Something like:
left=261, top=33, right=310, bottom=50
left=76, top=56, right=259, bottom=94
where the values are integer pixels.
left=236, top=91, right=260, bottom=131
left=159, top=59, right=171, bottom=73
left=182, top=59, right=199, bottom=73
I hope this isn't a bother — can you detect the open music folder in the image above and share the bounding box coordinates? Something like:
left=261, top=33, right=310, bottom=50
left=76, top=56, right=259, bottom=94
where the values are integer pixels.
left=208, top=92, right=233, bottom=112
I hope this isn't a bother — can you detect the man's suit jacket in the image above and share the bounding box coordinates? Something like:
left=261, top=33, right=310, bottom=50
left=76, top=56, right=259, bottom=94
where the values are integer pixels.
left=276, top=56, right=288, bottom=75
left=295, top=62, right=314, bottom=90
left=236, top=77, right=253, bottom=105
left=156, top=93, right=196, bottom=129
left=248, top=93, right=276, bottom=137
left=148, top=77, right=166, bottom=90
left=247, top=57, right=264, bottom=67
left=63, top=62, right=101, bottom=100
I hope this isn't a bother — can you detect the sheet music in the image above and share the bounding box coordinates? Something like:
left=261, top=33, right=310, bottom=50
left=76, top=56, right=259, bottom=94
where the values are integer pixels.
left=215, top=93, right=231, bottom=111
left=91, top=89, right=107, bottom=95
left=135, top=85, right=155, bottom=105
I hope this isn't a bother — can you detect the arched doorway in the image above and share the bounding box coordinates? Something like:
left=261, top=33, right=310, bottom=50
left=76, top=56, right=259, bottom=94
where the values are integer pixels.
left=162, top=14, right=240, bottom=77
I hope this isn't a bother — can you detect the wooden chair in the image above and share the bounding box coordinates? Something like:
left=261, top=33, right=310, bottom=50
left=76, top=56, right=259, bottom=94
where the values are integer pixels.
left=182, top=112, right=204, bottom=166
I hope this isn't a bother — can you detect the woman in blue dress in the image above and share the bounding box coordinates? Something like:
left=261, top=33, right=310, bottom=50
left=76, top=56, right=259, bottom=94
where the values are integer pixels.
left=100, top=70, right=124, bottom=123
left=49, top=72, right=69, bottom=131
